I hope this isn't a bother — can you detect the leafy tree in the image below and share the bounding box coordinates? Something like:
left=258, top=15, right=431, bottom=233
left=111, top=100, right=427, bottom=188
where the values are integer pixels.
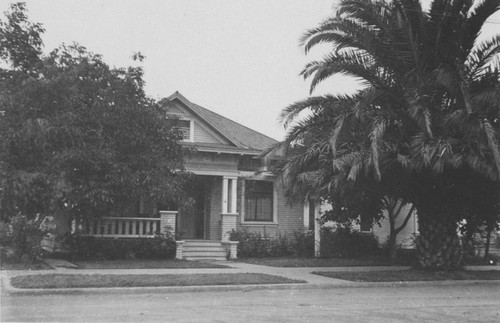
left=273, top=0, right=500, bottom=269
left=0, top=3, right=188, bottom=227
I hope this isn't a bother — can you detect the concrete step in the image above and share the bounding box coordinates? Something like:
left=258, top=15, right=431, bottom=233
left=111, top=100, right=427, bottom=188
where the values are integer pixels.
left=183, top=246, right=225, bottom=252
left=182, top=240, right=227, bottom=261
left=184, top=256, right=227, bottom=261
left=184, top=242, right=224, bottom=247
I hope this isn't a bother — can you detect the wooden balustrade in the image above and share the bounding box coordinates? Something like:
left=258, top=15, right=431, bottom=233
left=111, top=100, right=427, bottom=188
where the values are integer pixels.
left=77, top=217, right=161, bottom=238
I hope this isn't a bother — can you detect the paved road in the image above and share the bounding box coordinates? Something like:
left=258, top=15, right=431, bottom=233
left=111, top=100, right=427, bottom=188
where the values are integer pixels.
left=2, top=283, right=500, bottom=322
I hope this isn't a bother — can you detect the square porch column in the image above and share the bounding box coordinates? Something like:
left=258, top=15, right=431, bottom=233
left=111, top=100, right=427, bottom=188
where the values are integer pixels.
left=221, top=176, right=238, bottom=241
left=160, top=210, right=178, bottom=235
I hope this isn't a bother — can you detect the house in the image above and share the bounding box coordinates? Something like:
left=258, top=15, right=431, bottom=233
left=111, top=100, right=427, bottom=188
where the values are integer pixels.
left=73, top=92, right=308, bottom=260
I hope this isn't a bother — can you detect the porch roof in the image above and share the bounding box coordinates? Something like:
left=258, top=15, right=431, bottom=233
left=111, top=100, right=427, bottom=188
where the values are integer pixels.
left=182, top=142, right=262, bottom=156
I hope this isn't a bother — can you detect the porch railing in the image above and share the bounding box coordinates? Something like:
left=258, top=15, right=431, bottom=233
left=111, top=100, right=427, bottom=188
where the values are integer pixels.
left=73, top=211, right=178, bottom=238
left=76, top=217, right=161, bottom=238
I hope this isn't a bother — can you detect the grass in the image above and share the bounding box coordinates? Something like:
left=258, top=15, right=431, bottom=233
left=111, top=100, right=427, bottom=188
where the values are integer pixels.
left=72, top=259, right=230, bottom=269
left=314, top=270, right=500, bottom=282
left=11, top=273, right=305, bottom=289
left=238, top=255, right=415, bottom=267
left=0, top=258, right=52, bottom=270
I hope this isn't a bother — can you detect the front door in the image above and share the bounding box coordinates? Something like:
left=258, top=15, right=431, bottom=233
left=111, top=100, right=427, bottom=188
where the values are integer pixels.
left=179, top=176, right=210, bottom=239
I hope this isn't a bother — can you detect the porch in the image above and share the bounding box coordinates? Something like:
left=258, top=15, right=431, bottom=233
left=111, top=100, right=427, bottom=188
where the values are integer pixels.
left=74, top=175, right=241, bottom=260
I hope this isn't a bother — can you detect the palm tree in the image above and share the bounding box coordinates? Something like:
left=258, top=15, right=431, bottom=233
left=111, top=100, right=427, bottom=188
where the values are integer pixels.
left=274, top=0, right=500, bottom=269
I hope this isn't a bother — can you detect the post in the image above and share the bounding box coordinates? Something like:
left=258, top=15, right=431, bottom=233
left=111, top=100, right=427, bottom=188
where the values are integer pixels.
left=220, top=213, right=238, bottom=241
left=222, top=241, right=239, bottom=259
left=230, top=178, right=237, bottom=214
left=176, top=240, right=185, bottom=260
left=314, top=203, right=321, bottom=258
left=160, top=210, right=178, bottom=235
left=221, top=177, right=238, bottom=241
left=222, top=177, right=229, bottom=214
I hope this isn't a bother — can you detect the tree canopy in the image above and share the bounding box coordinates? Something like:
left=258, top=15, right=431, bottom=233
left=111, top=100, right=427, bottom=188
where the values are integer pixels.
left=0, top=3, right=188, bottom=222
left=272, top=0, right=500, bottom=268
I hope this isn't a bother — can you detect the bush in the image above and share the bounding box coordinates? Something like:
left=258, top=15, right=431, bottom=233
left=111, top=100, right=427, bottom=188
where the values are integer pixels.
left=320, top=227, right=378, bottom=258
left=293, top=230, right=314, bottom=257
left=0, top=221, right=12, bottom=246
left=64, top=232, right=176, bottom=260
left=229, top=229, right=314, bottom=258
left=2, top=215, right=46, bottom=262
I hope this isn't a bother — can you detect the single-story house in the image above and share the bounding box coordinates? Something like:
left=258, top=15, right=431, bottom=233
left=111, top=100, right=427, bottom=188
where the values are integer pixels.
left=72, top=92, right=310, bottom=260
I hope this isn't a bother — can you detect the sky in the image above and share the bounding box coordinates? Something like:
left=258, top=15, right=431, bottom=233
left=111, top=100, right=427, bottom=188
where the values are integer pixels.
left=3, top=0, right=348, bottom=140
left=2, top=0, right=499, bottom=140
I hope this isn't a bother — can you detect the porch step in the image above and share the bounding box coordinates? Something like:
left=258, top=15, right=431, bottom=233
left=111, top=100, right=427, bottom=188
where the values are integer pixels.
left=182, top=240, right=227, bottom=261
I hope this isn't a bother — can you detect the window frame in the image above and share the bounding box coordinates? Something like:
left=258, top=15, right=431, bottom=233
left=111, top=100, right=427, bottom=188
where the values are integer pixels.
left=176, top=118, right=194, bottom=142
left=241, top=179, right=277, bottom=224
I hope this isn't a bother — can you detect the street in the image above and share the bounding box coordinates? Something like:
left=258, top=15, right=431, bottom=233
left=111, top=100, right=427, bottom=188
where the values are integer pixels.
left=2, top=283, right=500, bottom=322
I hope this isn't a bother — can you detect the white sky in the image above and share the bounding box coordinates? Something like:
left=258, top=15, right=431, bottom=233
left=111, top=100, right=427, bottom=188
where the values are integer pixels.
left=2, top=0, right=499, bottom=140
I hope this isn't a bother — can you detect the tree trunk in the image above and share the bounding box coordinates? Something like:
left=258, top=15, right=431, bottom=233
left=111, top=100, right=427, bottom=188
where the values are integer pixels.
left=484, top=229, right=491, bottom=260
left=388, top=230, right=397, bottom=260
left=416, top=217, right=462, bottom=270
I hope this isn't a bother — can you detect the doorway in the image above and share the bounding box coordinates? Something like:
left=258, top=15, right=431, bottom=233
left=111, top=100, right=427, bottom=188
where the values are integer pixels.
left=178, top=176, right=210, bottom=239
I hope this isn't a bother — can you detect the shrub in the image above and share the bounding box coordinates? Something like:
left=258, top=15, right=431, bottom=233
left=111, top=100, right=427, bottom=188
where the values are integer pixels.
left=64, top=232, right=176, bottom=260
left=320, top=227, right=378, bottom=258
left=228, top=229, right=314, bottom=258
left=0, top=221, right=12, bottom=246
left=292, top=230, right=314, bottom=257
left=5, top=215, right=46, bottom=262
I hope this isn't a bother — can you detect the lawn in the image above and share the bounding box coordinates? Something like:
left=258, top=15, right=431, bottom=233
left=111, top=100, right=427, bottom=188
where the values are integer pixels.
left=0, top=258, right=52, bottom=270
left=11, top=273, right=305, bottom=289
left=72, top=259, right=230, bottom=269
left=313, top=270, right=500, bottom=282
left=238, top=256, right=415, bottom=267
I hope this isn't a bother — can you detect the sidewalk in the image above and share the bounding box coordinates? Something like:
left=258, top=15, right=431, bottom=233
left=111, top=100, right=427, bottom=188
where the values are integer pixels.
left=2, top=259, right=500, bottom=295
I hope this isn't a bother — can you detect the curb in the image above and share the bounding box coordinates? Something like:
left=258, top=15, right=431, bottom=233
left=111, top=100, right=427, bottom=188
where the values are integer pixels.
left=3, top=275, right=500, bottom=296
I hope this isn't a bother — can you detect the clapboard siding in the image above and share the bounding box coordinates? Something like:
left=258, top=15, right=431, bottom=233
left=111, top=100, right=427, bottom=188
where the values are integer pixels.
left=275, top=181, right=304, bottom=234
left=193, top=120, right=223, bottom=144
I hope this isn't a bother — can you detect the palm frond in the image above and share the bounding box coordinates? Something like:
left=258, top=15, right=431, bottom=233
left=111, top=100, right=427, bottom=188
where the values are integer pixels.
left=407, top=103, right=433, bottom=137
left=481, top=118, right=500, bottom=175
left=329, top=116, right=346, bottom=158
left=279, top=94, right=351, bottom=127
left=463, top=0, right=500, bottom=52
left=301, top=53, right=383, bottom=93
left=466, top=35, right=500, bottom=79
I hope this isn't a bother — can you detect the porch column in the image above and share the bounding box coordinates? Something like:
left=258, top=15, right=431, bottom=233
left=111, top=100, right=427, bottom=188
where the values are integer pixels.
left=222, top=177, right=229, bottom=214
left=221, top=176, right=238, bottom=241
left=160, top=210, right=178, bottom=235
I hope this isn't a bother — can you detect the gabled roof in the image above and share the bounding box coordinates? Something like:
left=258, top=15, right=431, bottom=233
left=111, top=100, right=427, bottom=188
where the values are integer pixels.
left=165, top=92, right=278, bottom=153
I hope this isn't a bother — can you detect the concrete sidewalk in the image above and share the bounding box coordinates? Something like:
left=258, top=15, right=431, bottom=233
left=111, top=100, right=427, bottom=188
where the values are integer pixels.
left=2, top=259, right=500, bottom=295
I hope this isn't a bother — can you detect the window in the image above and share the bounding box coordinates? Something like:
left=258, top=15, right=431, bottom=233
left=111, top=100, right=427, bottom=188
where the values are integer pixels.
left=244, top=180, right=274, bottom=222
left=176, top=119, right=192, bottom=141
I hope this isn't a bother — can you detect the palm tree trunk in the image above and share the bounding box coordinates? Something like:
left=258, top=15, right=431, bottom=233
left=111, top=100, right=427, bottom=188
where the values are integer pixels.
left=416, top=216, right=462, bottom=270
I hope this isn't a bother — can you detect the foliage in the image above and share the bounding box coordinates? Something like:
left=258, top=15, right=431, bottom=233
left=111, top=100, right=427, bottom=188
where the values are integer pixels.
left=0, top=221, right=11, bottom=245
left=0, top=3, right=188, bottom=224
left=64, top=234, right=176, bottom=260
left=270, top=0, right=500, bottom=269
left=292, top=229, right=315, bottom=257
left=320, top=227, right=378, bottom=258
left=1, top=214, right=46, bottom=262
left=228, top=229, right=314, bottom=258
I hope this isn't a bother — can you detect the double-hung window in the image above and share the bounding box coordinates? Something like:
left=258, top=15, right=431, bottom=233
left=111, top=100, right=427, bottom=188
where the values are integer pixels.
left=244, top=180, right=274, bottom=222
